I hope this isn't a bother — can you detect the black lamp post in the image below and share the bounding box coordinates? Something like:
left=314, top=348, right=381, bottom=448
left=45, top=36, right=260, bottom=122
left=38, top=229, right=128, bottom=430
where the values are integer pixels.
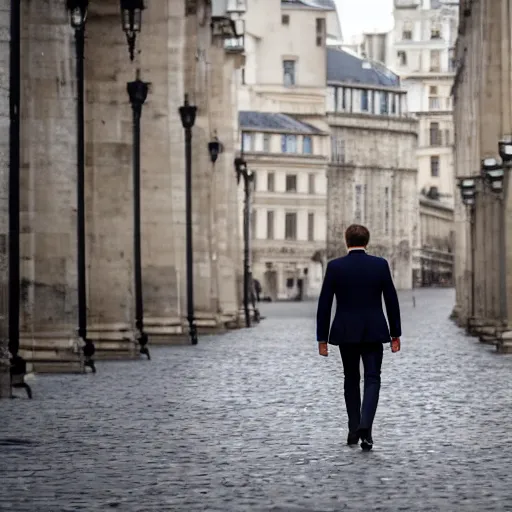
left=234, top=156, right=254, bottom=328
left=120, top=0, right=145, bottom=62
left=127, top=71, right=150, bottom=360
left=67, top=0, right=95, bottom=373
left=179, top=95, right=198, bottom=345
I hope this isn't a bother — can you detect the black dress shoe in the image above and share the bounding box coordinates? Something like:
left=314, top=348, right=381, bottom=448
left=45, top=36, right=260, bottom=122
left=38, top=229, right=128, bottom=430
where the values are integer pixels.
left=347, top=432, right=359, bottom=445
left=358, top=429, right=373, bottom=451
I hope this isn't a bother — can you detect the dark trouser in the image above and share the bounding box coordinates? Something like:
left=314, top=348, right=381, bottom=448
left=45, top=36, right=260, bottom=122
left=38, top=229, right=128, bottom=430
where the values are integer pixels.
left=339, top=342, right=383, bottom=434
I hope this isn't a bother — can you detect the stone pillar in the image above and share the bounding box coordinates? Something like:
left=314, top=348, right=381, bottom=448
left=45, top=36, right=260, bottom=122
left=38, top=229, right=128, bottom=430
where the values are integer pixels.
left=0, top=0, right=10, bottom=396
left=18, top=0, right=82, bottom=372
left=208, top=44, right=243, bottom=326
left=135, top=0, right=184, bottom=340
left=84, top=2, right=137, bottom=358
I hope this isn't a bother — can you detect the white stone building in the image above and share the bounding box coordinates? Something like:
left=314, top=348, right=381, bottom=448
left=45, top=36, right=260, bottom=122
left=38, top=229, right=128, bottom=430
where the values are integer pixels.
left=390, top=0, right=458, bottom=202
left=326, top=48, right=420, bottom=290
left=238, top=0, right=341, bottom=300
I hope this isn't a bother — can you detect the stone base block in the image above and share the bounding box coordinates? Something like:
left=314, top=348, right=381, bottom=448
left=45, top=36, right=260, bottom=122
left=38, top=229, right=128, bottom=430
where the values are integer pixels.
left=87, top=323, right=139, bottom=360
left=0, top=367, right=10, bottom=398
left=20, top=332, right=84, bottom=374
left=147, top=312, right=241, bottom=345
left=497, top=339, right=512, bottom=353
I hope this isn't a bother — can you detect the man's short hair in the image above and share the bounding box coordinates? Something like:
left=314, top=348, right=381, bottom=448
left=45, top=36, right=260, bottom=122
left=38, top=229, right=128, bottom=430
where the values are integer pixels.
left=345, top=224, right=370, bottom=248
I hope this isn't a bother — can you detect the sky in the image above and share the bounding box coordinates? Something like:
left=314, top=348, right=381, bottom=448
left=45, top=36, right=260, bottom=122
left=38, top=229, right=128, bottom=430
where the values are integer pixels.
left=334, top=0, right=394, bottom=43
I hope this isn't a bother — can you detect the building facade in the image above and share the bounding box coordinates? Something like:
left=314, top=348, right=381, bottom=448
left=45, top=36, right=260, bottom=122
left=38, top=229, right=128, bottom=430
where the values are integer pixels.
left=326, top=48, right=419, bottom=290
left=2, top=0, right=246, bottom=377
left=418, top=195, right=454, bottom=286
left=390, top=0, right=458, bottom=201
left=238, top=0, right=341, bottom=300
left=452, top=0, right=512, bottom=352
left=388, top=0, right=458, bottom=286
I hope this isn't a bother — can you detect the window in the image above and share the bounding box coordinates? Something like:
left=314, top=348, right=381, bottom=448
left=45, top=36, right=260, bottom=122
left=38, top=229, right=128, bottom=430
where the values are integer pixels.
left=361, top=89, right=369, bottom=112
left=429, top=122, right=441, bottom=146
left=316, top=18, right=325, bottom=46
left=430, top=23, right=442, bottom=39
left=397, top=51, right=407, bottom=66
left=430, top=50, right=441, bottom=72
left=251, top=210, right=257, bottom=237
left=283, top=60, right=296, bottom=87
left=308, top=213, right=315, bottom=241
left=267, top=172, right=275, bottom=192
left=336, top=87, right=344, bottom=111
left=281, top=134, right=297, bottom=153
left=430, top=156, right=440, bottom=177
left=282, top=14, right=289, bottom=25
left=285, top=174, right=297, bottom=192
left=242, top=132, right=254, bottom=151
left=241, top=67, right=245, bottom=85
left=267, top=211, right=274, bottom=240
left=331, top=136, right=345, bottom=164
left=263, top=133, right=271, bottom=152
left=303, top=136, right=312, bottom=154
left=391, top=94, right=397, bottom=114
left=380, top=92, right=389, bottom=115
left=308, top=173, right=315, bottom=194
left=285, top=212, right=297, bottom=240
left=428, top=86, right=440, bottom=110
left=402, top=22, right=413, bottom=40
left=326, top=86, right=336, bottom=111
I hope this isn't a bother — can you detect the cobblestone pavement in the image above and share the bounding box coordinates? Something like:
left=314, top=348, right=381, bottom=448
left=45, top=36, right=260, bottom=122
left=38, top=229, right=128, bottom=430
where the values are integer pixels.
left=2, top=288, right=512, bottom=511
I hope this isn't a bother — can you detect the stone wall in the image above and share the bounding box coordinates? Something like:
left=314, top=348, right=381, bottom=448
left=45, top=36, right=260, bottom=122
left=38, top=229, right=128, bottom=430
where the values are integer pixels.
left=327, top=113, right=419, bottom=290
left=0, top=0, right=9, bottom=396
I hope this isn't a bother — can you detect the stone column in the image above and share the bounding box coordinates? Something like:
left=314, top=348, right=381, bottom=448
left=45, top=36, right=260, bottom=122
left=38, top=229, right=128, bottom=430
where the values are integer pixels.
left=135, top=0, right=184, bottom=340
left=84, top=1, right=137, bottom=358
left=18, top=0, right=82, bottom=372
left=0, top=0, right=10, bottom=396
left=208, top=44, right=243, bottom=326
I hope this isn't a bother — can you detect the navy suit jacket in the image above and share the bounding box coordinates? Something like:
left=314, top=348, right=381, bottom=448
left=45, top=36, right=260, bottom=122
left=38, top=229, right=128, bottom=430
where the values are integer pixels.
left=316, top=250, right=402, bottom=345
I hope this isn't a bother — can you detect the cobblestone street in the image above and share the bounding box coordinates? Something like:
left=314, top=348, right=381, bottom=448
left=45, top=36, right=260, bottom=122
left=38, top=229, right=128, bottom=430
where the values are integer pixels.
left=2, top=289, right=512, bottom=511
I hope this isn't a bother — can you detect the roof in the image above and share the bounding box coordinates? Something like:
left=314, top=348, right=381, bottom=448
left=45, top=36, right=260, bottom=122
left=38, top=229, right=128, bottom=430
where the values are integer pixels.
left=239, top=111, right=323, bottom=134
left=281, top=0, right=336, bottom=10
left=327, top=47, right=401, bottom=88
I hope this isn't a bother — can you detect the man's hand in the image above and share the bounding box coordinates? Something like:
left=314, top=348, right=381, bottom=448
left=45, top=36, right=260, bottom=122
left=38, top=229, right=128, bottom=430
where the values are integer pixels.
left=318, top=342, right=328, bottom=357
left=391, top=337, right=401, bottom=353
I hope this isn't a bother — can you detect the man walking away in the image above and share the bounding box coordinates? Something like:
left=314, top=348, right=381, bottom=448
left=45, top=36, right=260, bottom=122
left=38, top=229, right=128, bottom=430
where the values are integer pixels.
left=316, top=224, right=401, bottom=451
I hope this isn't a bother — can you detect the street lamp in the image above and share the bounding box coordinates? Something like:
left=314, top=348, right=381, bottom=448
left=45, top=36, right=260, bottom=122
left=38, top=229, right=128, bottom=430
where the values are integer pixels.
left=208, top=137, right=223, bottom=164
left=127, top=71, right=150, bottom=360
left=67, top=0, right=95, bottom=373
left=458, top=177, right=478, bottom=206
left=120, top=0, right=145, bottom=62
left=179, top=95, right=198, bottom=345
left=481, top=157, right=504, bottom=193
left=234, top=156, right=254, bottom=328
